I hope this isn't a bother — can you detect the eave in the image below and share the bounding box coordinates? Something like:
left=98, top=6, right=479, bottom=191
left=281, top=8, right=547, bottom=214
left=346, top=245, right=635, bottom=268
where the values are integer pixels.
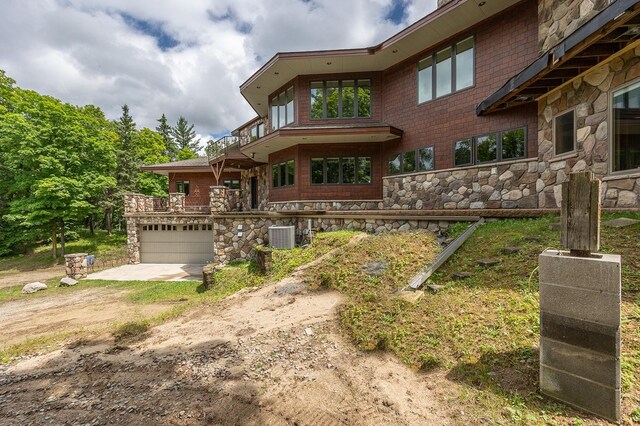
left=477, top=0, right=640, bottom=115
left=238, top=124, right=403, bottom=163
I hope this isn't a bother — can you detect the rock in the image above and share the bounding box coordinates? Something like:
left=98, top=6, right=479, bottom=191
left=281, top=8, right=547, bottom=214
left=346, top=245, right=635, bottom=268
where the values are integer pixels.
left=452, top=272, right=471, bottom=280
left=22, top=282, right=48, bottom=294
left=617, top=190, right=638, bottom=207
left=396, top=290, right=424, bottom=304
left=304, top=328, right=314, bottom=336
left=601, top=218, right=640, bottom=228
left=363, top=261, right=388, bottom=277
left=59, top=277, right=78, bottom=287
left=584, top=65, right=610, bottom=86
left=502, top=246, right=522, bottom=254
left=476, top=258, right=500, bottom=267
left=426, top=284, right=446, bottom=293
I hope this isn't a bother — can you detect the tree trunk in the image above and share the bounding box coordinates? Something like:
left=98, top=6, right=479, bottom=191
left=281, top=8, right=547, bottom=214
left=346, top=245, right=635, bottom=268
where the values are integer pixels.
left=105, top=208, right=112, bottom=235
left=89, top=215, right=95, bottom=236
left=60, top=218, right=66, bottom=257
left=52, top=222, right=58, bottom=260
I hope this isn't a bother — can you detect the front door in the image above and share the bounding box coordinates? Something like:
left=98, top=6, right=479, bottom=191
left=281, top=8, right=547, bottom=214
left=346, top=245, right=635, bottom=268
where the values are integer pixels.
left=250, top=176, right=258, bottom=209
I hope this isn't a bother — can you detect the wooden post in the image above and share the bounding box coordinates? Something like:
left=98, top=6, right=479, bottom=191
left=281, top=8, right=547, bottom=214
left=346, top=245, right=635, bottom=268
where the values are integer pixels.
left=560, top=171, right=600, bottom=257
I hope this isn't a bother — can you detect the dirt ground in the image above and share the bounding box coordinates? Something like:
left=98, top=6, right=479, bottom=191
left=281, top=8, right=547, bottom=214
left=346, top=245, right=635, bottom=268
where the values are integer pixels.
left=0, top=250, right=457, bottom=425
left=0, top=266, right=63, bottom=289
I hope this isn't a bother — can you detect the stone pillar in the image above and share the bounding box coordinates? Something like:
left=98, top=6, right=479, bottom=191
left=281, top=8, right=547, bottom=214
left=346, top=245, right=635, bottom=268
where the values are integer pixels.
left=127, top=219, right=141, bottom=264
left=202, top=265, right=221, bottom=289
left=64, top=253, right=88, bottom=279
left=169, top=192, right=185, bottom=213
left=254, top=246, right=273, bottom=274
left=210, top=186, right=230, bottom=213
left=539, top=251, right=621, bottom=422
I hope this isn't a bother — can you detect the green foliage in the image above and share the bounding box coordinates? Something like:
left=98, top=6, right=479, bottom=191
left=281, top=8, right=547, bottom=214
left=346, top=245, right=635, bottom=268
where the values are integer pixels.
left=171, top=116, right=200, bottom=154
left=156, top=113, right=177, bottom=160
left=113, top=320, right=150, bottom=342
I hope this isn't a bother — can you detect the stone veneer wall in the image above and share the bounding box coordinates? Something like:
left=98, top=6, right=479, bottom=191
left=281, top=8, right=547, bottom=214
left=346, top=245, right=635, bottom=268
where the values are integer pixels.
left=240, top=165, right=269, bottom=211
left=268, top=200, right=383, bottom=211
left=124, top=193, right=155, bottom=214
left=538, top=48, right=640, bottom=208
left=538, top=0, right=610, bottom=52
left=212, top=214, right=450, bottom=264
left=126, top=215, right=212, bottom=264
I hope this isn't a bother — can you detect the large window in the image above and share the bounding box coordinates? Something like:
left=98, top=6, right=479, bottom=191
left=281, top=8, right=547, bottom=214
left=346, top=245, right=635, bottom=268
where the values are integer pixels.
left=453, top=127, right=526, bottom=167
left=272, top=160, right=295, bottom=188
left=176, top=180, right=190, bottom=195
left=250, top=122, right=265, bottom=141
left=271, top=86, right=294, bottom=131
left=310, top=80, right=371, bottom=119
left=388, top=146, right=435, bottom=175
left=418, top=36, right=474, bottom=103
left=311, top=157, right=372, bottom=184
left=612, top=81, right=640, bottom=172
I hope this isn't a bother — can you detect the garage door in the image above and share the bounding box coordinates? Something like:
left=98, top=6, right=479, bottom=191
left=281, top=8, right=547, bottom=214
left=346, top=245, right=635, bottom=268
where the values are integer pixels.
left=140, top=224, right=214, bottom=264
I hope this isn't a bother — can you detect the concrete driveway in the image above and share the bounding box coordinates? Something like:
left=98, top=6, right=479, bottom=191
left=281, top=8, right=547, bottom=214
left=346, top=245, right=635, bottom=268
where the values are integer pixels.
left=87, top=264, right=204, bottom=282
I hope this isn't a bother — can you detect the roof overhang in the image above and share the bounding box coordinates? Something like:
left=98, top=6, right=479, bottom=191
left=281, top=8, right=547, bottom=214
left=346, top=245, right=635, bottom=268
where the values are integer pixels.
left=477, top=0, right=640, bottom=115
left=238, top=124, right=402, bottom=163
left=209, top=142, right=266, bottom=170
left=240, top=0, right=522, bottom=116
left=140, top=165, right=211, bottom=176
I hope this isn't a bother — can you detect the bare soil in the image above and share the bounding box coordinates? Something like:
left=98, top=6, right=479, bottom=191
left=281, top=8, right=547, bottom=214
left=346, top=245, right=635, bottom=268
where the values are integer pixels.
left=0, top=246, right=455, bottom=425
left=0, top=266, right=64, bottom=289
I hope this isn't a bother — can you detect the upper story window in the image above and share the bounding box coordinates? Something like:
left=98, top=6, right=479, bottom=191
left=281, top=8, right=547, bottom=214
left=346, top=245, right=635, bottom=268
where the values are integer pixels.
left=176, top=180, right=190, bottom=196
left=418, top=36, right=474, bottom=103
left=310, top=79, right=371, bottom=120
left=612, top=80, right=640, bottom=173
left=271, top=87, right=294, bottom=131
left=553, top=110, right=575, bottom=156
left=250, top=122, right=265, bottom=141
left=453, top=127, right=526, bottom=167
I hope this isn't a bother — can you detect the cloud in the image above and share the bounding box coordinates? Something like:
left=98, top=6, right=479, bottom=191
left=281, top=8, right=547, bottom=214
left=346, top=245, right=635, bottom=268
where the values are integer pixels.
left=0, top=0, right=437, bottom=138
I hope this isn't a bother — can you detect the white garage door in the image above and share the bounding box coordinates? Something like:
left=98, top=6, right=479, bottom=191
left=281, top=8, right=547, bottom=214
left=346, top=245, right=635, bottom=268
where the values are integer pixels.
left=140, top=224, right=214, bottom=264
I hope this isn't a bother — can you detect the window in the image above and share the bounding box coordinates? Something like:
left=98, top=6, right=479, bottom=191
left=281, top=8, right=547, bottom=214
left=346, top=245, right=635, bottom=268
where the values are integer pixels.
left=453, top=127, right=526, bottom=167
left=418, top=36, right=474, bottom=103
left=272, top=160, right=295, bottom=187
left=223, top=179, right=240, bottom=189
left=554, top=110, right=575, bottom=156
left=176, top=180, right=190, bottom=195
left=612, top=81, right=640, bottom=172
left=271, top=86, right=294, bottom=130
left=311, top=157, right=372, bottom=184
left=249, top=122, right=265, bottom=141
left=310, top=79, right=371, bottom=119
left=388, top=146, right=435, bottom=175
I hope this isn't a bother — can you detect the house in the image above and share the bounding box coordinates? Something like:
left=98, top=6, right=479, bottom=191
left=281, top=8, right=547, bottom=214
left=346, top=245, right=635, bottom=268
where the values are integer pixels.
left=126, top=0, right=640, bottom=264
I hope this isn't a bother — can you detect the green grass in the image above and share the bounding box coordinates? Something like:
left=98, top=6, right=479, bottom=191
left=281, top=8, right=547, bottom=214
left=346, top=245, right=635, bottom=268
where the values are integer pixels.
left=305, top=214, right=640, bottom=425
left=0, top=229, right=127, bottom=277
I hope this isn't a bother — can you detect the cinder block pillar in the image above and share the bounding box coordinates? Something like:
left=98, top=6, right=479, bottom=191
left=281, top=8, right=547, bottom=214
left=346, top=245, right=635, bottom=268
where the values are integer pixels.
left=539, top=250, right=621, bottom=422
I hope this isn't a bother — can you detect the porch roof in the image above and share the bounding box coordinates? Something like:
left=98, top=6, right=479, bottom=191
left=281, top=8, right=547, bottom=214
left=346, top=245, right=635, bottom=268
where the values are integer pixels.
left=477, top=0, right=640, bottom=115
left=209, top=142, right=266, bottom=170
left=238, top=123, right=403, bottom=163
left=141, top=157, right=210, bottom=175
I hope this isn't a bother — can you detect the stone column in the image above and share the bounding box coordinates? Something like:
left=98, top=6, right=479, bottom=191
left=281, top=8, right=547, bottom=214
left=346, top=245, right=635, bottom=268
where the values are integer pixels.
left=210, top=186, right=230, bottom=213
left=64, top=253, right=88, bottom=279
left=126, top=219, right=141, bottom=264
left=169, top=192, right=185, bottom=213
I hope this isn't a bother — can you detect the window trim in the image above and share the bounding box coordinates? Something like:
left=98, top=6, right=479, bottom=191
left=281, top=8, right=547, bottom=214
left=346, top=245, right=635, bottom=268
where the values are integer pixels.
left=249, top=122, right=265, bottom=141
left=609, top=77, right=640, bottom=175
left=552, top=109, right=576, bottom=157
left=453, top=126, right=527, bottom=168
left=418, top=35, right=475, bottom=105
left=310, top=156, right=373, bottom=185
left=388, top=146, right=436, bottom=175
left=309, top=79, right=372, bottom=120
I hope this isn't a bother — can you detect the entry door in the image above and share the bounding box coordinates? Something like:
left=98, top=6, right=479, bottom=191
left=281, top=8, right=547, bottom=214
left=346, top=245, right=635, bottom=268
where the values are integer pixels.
left=251, top=176, right=258, bottom=209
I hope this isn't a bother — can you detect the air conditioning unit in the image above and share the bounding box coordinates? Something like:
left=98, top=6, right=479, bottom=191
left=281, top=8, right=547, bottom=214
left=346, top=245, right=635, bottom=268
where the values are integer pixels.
left=268, top=226, right=296, bottom=249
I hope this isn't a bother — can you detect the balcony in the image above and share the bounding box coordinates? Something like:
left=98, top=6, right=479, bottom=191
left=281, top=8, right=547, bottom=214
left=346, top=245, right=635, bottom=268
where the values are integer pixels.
left=124, top=193, right=210, bottom=215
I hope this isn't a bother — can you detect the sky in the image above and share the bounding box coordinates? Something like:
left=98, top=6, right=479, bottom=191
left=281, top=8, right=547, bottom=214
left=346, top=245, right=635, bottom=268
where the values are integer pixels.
left=0, top=0, right=438, bottom=142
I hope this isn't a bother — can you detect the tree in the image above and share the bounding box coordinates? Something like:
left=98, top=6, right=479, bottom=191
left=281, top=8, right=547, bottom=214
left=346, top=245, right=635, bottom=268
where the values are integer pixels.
left=171, top=116, right=200, bottom=154
left=135, top=128, right=169, bottom=197
left=156, top=113, right=177, bottom=160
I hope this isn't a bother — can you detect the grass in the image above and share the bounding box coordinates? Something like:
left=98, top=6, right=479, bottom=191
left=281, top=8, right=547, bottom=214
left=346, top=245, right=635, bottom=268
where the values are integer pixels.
left=0, top=230, right=358, bottom=361
left=305, top=214, right=640, bottom=425
left=0, top=229, right=127, bottom=277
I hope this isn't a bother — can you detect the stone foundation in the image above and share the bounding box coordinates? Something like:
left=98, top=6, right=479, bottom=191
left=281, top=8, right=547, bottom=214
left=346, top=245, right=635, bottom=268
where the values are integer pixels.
left=64, top=253, right=88, bottom=279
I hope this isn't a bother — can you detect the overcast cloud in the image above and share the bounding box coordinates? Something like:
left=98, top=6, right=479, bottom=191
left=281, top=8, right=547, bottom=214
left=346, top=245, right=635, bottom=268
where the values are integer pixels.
left=0, top=0, right=437, bottom=141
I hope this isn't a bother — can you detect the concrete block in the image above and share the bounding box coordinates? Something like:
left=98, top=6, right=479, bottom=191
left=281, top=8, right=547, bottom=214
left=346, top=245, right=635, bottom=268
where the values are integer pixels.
left=539, top=250, right=621, bottom=294
left=540, top=365, right=620, bottom=423
left=540, top=337, right=619, bottom=388
left=539, top=283, right=620, bottom=326
left=541, top=311, right=619, bottom=356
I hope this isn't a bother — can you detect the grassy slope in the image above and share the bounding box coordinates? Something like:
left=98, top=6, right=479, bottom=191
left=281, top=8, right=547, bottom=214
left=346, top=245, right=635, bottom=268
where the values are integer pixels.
left=0, top=230, right=127, bottom=277
left=306, top=215, right=640, bottom=425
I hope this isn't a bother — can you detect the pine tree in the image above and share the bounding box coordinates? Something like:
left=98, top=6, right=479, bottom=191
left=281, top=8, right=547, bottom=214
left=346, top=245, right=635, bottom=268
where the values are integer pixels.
left=156, top=113, right=177, bottom=160
left=115, top=104, right=138, bottom=190
left=171, top=116, right=200, bottom=154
